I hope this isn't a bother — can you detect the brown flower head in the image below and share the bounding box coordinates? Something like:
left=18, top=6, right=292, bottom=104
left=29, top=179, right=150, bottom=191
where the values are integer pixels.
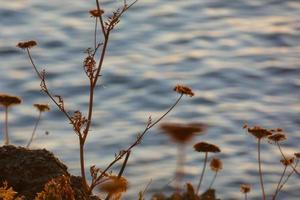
left=294, top=152, right=300, bottom=158
left=247, top=125, right=273, bottom=139
left=240, top=184, right=251, bottom=194
left=280, top=157, right=294, bottom=166
left=17, top=40, right=37, bottom=49
left=89, top=9, right=104, bottom=17
left=33, top=104, right=50, bottom=112
left=210, top=157, right=223, bottom=172
left=160, top=122, right=207, bottom=144
left=99, top=176, right=128, bottom=195
left=268, top=133, right=286, bottom=143
left=0, top=93, right=22, bottom=107
left=174, top=85, right=194, bottom=97
left=194, top=142, right=221, bottom=153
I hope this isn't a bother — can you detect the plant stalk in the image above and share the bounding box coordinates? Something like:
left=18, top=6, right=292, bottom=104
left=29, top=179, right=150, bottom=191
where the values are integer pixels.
left=197, top=152, right=208, bottom=194
left=26, top=111, right=42, bottom=148
left=4, top=106, right=9, bottom=145
left=272, top=165, right=287, bottom=200
left=257, top=139, right=266, bottom=200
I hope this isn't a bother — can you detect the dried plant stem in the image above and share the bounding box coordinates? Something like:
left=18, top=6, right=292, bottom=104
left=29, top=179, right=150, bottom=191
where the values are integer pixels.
left=197, top=152, right=208, bottom=194
left=272, top=165, right=287, bottom=200
left=277, top=142, right=300, bottom=176
left=4, top=106, right=9, bottom=145
left=175, top=145, right=185, bottom=190
left=89, top=94, right=183, bottom=192
left=257, top=139, right=266, bottom=200
left=26, top=111, right=42, bottom=148
left=208, top=171, right=218, bottom=189
left=278, top=160, right=298, bottom=194
left=26, top=49, right=79, bottom=134
left=94, top=18, right=98, bottom=50
left=95, top=0, right=106, bottom=35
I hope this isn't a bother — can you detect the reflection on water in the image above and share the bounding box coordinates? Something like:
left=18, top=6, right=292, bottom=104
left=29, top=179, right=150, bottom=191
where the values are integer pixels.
left=0, top=0, right=300, bottom=199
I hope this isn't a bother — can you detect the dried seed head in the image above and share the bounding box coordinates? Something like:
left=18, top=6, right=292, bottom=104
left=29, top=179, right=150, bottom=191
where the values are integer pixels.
left=294, top=152, right=300, bottom=158
left=268, top=133, right=286, bottom=143
left=247, top=125, right=273, bottom=139
left=99, top=176, right=128, bottom=195
left=17, top=40, right=37, bottom=49
left=174, top=85, right=194, bottom=97
left=160, top=122, right=207, bottom=144
left=33, top=103, right=50, bottom=112
left=210, top=157, right=223, bottom=172
left=240, top=184, right=251, bottom=194
left=194, top=142, right=221, bottom=153
left=0, top=93, right=22, bottom=107
left=89, top=9, right=104, bottom=17
left=280, top=157, right=294, bottom=166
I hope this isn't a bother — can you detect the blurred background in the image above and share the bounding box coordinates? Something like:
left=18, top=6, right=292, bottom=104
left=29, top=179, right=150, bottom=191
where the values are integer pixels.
left=0, top=0, right=300, bottom=199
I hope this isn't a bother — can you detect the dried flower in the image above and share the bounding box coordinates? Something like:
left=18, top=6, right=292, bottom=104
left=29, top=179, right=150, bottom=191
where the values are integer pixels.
left=160, top=122, right=207, bottom=144
left=280, top=157, right=294, bottom=166
left=194, top=142, right=221, bottom=153
left=268, top=133, right=286, bottom=143
left=174, top=85, right=194, bottom=97
left=210, top=158, right=223, bottom=172
left=294, top=152, right=300, bottom=158
left=17, top=40, right=37, bottom=49
left=99, top=176, right=128, bottom=195
left=240, top=184, right=251, bottom=194
left=0, top=94, right=22, bottom=107
left=33, top=104, right=50, bottom=112
left=247, top=125, right=272, bottom=139
left=89, top=9, right=104, bottom=17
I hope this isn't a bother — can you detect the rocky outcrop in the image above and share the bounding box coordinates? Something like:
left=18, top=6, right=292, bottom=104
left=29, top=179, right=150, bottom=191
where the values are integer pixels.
left=0, top=145, right=98, bottom=200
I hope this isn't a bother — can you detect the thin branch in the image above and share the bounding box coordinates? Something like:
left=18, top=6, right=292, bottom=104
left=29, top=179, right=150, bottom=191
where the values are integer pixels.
left=26, top=49, right=82, bottom=136
left=89, top=94, right=183, bottom=192
left=26, top=111, right=42, bottom=148
left=95, top=0, right=106, bottom=36
left=272, top=165, right=287, bottom=200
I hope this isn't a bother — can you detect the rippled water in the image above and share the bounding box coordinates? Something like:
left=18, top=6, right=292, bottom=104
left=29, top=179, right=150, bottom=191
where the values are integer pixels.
left=1, top=0, right=300, bottom=199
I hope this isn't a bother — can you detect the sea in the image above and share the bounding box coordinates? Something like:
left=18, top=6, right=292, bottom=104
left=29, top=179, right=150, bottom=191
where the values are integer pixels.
left=0, top=0, right=300, bottom=199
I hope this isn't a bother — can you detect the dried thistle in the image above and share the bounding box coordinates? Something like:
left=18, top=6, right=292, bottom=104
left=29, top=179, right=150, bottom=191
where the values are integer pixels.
left=17, top=40, right=37, bottom=49
left=247, top=125, right=273, bottom=140
left=194, top=142, right=221, bottom=153
left=160, top=122, right=207, bottom=189
left=0, top=94, right=22, bottom=107
left=268, top=133, right=286, bottom=143
left=0, top=93, right=22, bottom=145
left=89, top=9, right=104, bottom=17
left=194, top=142, right=221, bottom=194
left=99, top=176, right=128, bottom=197
left=210, top=158, right=223, bottom=172
left=160, top=122, right=206, bottom=144
left=240, top=184, right=251, bottom=194
left=294, top=152, right=300, bottom=158
left=33, top=104, right=50, bottom=112
left=174, top=85, right=194, bottom=97
left=208, top=157, right=223, bottom=189
left=280, top=157, right=294, bottom=166
left=26, top=103, right=50, bottom=148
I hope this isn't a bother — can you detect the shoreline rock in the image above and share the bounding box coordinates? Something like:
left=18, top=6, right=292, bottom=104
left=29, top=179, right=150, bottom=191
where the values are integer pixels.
left=0, top=145, right=97, bottom=200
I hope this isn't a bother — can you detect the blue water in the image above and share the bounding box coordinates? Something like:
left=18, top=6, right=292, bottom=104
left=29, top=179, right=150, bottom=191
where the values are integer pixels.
left=0, top=0, right=300, bottom=199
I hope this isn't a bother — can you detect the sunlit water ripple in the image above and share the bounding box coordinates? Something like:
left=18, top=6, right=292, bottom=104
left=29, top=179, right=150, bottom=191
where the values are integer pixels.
left=0, top=0, right=300, bottom=199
